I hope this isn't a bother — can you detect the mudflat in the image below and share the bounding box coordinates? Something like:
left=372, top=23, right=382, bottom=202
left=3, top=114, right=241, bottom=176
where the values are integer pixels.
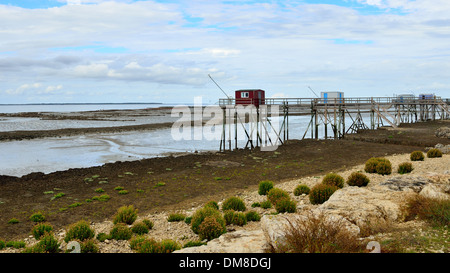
left=0, top=119, right=448, bottom=241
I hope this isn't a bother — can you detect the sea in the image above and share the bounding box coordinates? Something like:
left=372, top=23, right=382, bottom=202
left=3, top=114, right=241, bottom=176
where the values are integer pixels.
left=0, top=103, right=367, bottom=177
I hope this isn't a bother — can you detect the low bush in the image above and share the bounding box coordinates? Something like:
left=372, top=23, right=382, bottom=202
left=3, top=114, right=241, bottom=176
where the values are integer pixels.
left=198, top=216, right=227, bottom=241
left=191, top=206, right=226, bottom=235
left=31, top=223, right=54, bottom=240
left=258, top=180, right=274, bottom=195
left=427, top=148, right=443, bottom=158
left=294, top=184, right=310, bottom=196
left=397, top=162, right=413, bottom=174
left=245, top=211, right=261, bottom=222
left=322, top=173, right=345, bottom=189
left=64, top=220, right=95, bottom=243
left=376, top=160, right=392, bottom=175
left=222, top=196, right=246, bottom=212
left=270, top=212, right=364, bottom=253
left=405, top=194, right=449, bottom=227
left=109, top=223, right=132, bottom=240
left=142, top=219, right=154, bottom=230
left=36, top=232, right=60, bottom=253
left=309, top=184, right=338, bottom=205
left=113, top=205, right=138, bottom=225
left=260, top=200, right=272, bottom=209
left=29, top=212, right=45, bottom=223
left=133, top=238, right=180, bottom=253
left=204, top=200, right=219, bottom=210
left=275, top=199, right=297, bottom=213
left=80, top=238, right=99, bottom=253
left=131, top=221, right=150, bottom=235
left=410, top=151, right=425, bottom=161
left=267, top=188, right=290, bottom=205
left=346, top=172, right=370, bottom=187
left=224, top=210, right=247, bottom=226
left=364, top=157, right=392, bottom=175
left=167, top=213, right=186, bottom=222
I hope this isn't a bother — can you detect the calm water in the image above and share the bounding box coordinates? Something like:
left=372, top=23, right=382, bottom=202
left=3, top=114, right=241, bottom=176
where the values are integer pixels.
left=0, top=103, right=371, bottom=177
left=0, top=103, right=168, bottom=113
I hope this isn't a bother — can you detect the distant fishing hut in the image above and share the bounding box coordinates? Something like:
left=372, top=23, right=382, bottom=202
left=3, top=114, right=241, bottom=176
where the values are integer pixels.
left=235, top=89, right=265, bottom=107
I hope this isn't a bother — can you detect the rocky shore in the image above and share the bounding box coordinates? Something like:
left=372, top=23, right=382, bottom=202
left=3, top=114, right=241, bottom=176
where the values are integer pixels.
left=2, top=150, right=448, bottom=253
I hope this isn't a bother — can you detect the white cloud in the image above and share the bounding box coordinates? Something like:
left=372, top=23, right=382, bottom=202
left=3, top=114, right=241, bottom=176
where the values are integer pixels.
left=1, top=1, right=450, bottom=103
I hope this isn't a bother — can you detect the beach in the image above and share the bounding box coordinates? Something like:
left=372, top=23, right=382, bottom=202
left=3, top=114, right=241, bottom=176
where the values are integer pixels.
left=0, top=106, right=448, bottom=252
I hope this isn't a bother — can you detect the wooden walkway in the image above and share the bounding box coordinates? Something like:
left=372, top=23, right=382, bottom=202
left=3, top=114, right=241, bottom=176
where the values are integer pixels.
left=217, top=96, right=450, bottom=151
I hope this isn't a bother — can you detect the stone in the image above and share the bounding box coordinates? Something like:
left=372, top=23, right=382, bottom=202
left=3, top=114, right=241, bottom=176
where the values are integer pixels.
left=435, top=127, right=450, bottom=139
left=174, top=229, right=267, bottom=253
left=379, top=176, right=429, bottom=193
left=319, top=186, right=403, bottom=226
left=419, top=184, right=450, bottom=200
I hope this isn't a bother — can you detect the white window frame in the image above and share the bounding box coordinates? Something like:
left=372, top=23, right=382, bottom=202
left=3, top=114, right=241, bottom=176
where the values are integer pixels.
left=241, top=92, right=249, bottom=98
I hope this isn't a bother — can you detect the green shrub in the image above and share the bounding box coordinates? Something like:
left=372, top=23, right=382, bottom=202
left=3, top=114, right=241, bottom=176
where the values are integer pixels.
left=184, top=217, right=192, bottom=225
left=346, top=172, right=370, bottom=187
left=322, top=173, right=345, bottom=189
left=364, top=158, right=380, bottom=173
left=80, top=238, right=99, bottom=253
left=109, top=223, right=132, bottom=240
left=258, top=180, right=274, bottom=195
left=309, top=184, right=338, bottom=205
left=168, top=213, right=186, bottom=222
left=294, top=184, right=310, bottom=196
left=113, top=205, right=138, bottom=225
left=131, top=221, right=150, bottom=235
left=198, top=216, right=227, bottom=241
left=6, top=241, right=25, bottom=249
left=133, top=238, right=180, bottom=253
left=410, top=151, right=425, bottom=161
left=275, top=199, right=297, bottom=213
left=260, top=200, right=272, bottom=209
left=427, top=148, right=443, bottom=158
left=245, top=211, right=261, bottom=222
left=30, top=212, right=45, bottom=223
left=8, top=218, right=19, bottom=224
left=397, top=162, right=413, bottom=174
left=223, top=210, right=247, bottom=226
left=36, top=232, right=60, bottom=253
left=142, top=219, right=154, bottom=230
left=31, top=223, right=53, bottom=240
left=204, top=200, right=219, bottom=210
left=267, top=188, right=290, bottom=205
left=222, top=196, right=246, bottom=211
left=64, top=220, right=95, bottom=243
left=96, top=233, right=109, bottom=242
left=0, top=240, right=5, bottom=250
left=364, top=157, right=391, bottom=174
left=191, top=206, right=226, bottom=235
left=376, top=160, right=392, bottom=175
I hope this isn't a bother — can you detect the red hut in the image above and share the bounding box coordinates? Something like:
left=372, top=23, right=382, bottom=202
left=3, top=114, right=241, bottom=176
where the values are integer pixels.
left=235, top=89, right=265, bottom=107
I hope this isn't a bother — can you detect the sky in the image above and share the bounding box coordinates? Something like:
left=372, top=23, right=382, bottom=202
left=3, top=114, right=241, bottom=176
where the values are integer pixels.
left=1, top=0, right=450, bottom=104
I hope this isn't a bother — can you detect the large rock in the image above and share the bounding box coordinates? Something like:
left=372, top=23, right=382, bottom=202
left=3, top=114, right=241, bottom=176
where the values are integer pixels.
left=379, top=176, right=429, bottom=193
left=174, top=229, right=267, bottom=253
left=318, top=186, right=404, bottom=226
left=435, top=127, right=450, bottom=139
left=419, top=184, right=450, bottom=200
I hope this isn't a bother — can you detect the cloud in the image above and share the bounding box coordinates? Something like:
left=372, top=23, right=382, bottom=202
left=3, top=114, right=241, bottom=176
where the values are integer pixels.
left=3, top=83, right=64, bottom=96
left=1, top=0, right=450, bottom=103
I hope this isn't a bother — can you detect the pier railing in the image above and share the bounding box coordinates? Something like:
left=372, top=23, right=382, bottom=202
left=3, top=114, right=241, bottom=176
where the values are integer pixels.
left=219, top=96, right=446, bottom=107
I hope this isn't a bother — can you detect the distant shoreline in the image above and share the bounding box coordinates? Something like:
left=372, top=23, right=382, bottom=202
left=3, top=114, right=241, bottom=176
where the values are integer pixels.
left=0, top=102, right=163, bottom=106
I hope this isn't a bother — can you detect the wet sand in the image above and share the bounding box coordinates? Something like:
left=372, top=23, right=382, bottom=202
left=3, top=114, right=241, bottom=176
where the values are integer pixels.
left=0, top=118, right=448, bottom=240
